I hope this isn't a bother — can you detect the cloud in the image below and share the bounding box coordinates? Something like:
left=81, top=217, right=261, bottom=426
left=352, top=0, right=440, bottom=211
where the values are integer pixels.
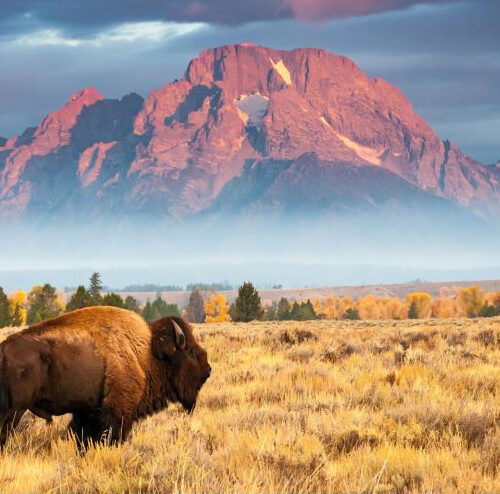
left=0, top=0, right=470, bottom=32
left=13, top=21, right=206, bottom=47
left=283, top=0, right=459, bottom=21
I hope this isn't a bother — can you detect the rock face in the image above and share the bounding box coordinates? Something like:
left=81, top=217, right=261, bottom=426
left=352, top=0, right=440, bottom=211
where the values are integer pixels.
left=0, top=44, right=499, bottom=222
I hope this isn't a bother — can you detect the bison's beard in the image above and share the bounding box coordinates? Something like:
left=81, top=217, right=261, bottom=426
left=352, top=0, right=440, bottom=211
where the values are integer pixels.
left=180, top=399, right=196, bottom=413
left=168, top=385, right=196, bottom=413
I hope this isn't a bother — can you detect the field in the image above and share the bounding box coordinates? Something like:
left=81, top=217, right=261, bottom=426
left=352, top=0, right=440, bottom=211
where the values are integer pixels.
left=0, top=317, right=499, bottom=493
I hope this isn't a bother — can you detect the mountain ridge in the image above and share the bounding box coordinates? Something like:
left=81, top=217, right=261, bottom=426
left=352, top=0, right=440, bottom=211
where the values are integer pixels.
left=0, top=44, right=499, bottom=222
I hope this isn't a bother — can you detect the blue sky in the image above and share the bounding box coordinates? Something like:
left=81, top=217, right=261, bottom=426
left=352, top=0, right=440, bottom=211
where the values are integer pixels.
left=0, top=0, right=498, bottom=163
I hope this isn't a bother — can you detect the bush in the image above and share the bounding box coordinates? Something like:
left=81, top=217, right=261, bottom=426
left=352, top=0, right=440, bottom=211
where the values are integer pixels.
left=343, top=307, right=360, bottom=320
left=478, top=304, right=498, bottom=318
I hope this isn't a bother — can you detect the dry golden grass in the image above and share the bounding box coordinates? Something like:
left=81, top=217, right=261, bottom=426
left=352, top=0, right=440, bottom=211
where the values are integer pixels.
left=0, top=317, right=499, bottom=493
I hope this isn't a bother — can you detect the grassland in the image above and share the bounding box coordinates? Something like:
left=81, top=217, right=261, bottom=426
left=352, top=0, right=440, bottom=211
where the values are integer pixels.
left=0, top=317, right=499, bottom=493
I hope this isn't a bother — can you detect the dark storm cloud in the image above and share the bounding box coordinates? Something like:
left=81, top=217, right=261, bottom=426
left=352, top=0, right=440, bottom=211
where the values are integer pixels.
left=0, top=0, right=470, bottom=34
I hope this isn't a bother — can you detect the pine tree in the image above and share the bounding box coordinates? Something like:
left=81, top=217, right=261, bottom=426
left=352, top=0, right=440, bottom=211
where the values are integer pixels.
left=142, top=301, right=158, bottom=322
left=264, top=302, right=277, bottom=321
left=88, top=272, right=103, bottom=305
left=408, top=300, right=419, bottom=319
left=27, top=284, right=62, bottom=324
left=276, top=297, right=291, bottom=320
left=0, top=287, right=12, bottom=328
left=185, top=290, right=205, bottom=323
left=66, top=285, right=92, bottom=312
left=289, top=300, right=317, bottom=321
left=102, top=293, right=125, bottom=308
left=124, top=295, right=141, bottom=313
left=230, top=282, right=264, bottom=322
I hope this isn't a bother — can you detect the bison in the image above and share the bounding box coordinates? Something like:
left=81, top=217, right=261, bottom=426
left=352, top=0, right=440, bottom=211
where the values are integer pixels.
left=0, top=306, right=211, bottom=447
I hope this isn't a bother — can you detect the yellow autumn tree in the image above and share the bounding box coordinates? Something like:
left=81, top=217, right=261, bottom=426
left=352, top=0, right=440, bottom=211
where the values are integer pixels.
left=406, top=293, right=432, bottom=319
left=313, top=298, right=324, bottom=318
left=204, top=293, right=231, bottom=323
left=323, top=296, right=337, bottom=319
left=357, top=295, right=381, bottom=320
left=457, top=286, right=484, bottom=317
left=8, top=290, right=27, bottom=326
left=336, top=296, right=354, bottom=319
left=431, top=297, right=455, bottom=318
left=486, top=291, right=500, bottom=310
left=386, top=297, right=407, bottom=320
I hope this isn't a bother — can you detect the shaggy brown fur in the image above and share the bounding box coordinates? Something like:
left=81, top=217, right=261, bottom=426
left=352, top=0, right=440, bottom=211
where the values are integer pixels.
left=0, top=307, right=211, bottom=447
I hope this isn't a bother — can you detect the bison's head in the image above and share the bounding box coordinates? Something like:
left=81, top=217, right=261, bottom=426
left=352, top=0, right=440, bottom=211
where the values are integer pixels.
left=151, top=317, right=211, bottom=412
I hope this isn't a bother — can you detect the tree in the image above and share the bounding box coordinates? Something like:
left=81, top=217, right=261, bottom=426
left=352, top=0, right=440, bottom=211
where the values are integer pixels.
left=276, top=297, right=291, bottom=320
left=185, top=290, right=205, bottom=323
left=27, top=284, right=62, bottom=324
left=406, top=293, right=432, bottom=319
left=431, top=297, right=455, bottom=319
left=124, top=295, right=141, bottom=313
left=102, top=293, right=125, bottom=308
left=204, top=293, right=231, bottom=323
left=408, top=300, right=419, bottom=319
left=11, top=304, right=24, bottom=327
left=478, top=304, right=498, bottom=318
left=358, top=295, right=382, bottom=320
left=323, top=296, right=337, bottom=319
left=66, top=285, right=92, bottom=312
left=289, top=300, right=317, bottom=321
left=230, top=282, right=264, bottom=322
left=313, top=298, right=324, bottom=318
left=142, top=300, right=158, bottom=322
left=9, top=291, right=26, bottom=326
left=142, top=295, right=180, bottom=322
left=88, top=272, right=103, bottom=305
left=343, top=307, right=360, bottom=320
left=336, top=296, right=355, bottom=319
left=0, top=287, right=12, bottom=328
left=264, top=302, right=277, bottom=321
left=457, top=286, right=485, bottom=318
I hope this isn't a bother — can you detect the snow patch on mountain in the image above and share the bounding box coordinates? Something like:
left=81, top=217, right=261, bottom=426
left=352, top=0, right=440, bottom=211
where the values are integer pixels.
left=235, top=93, right=269, bottom=128
left=269, top=58, right=292, bottom=85
left=320, top=117, right=381, bottom=165
left=78, top=141, right=117, bottom=187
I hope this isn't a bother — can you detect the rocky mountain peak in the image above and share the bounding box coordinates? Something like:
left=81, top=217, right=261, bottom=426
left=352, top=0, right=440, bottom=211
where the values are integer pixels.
left=0, top=44, right=499, bottom=222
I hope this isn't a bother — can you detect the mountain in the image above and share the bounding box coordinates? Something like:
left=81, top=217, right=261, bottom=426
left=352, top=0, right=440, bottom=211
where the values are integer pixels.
left=1, top=44, right=499, bottom=223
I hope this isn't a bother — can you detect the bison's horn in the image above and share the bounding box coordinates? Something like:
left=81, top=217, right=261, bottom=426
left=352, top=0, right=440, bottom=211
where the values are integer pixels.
left=172, top=320, right=186, bottom=349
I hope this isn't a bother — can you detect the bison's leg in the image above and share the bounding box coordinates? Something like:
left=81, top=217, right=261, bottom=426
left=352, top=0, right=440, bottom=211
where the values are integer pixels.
left=100, top=408, right=134, bottom=445
left=99, top=358, right=144, bottom=445
left=68, top=411, right=104, bottom=450
left=0, top=409, right=26, bottom=447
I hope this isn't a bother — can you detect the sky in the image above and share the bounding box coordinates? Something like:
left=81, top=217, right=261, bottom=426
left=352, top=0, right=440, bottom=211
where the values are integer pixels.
left=0, top=0, right=498, bottom=164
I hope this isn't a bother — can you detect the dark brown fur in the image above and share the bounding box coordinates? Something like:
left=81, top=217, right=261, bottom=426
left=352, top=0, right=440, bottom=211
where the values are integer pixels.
left=0, top=307, right=210, bottom=448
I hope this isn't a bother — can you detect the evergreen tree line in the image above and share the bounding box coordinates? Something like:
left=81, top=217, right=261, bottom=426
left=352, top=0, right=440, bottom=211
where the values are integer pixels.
left=2, top=278, right=500, bottom=329
left=67, top=273, right=181, bottom=322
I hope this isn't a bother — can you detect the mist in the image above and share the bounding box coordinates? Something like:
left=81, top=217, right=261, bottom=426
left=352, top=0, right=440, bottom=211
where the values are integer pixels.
left=2, top=207, right=499, bottom=291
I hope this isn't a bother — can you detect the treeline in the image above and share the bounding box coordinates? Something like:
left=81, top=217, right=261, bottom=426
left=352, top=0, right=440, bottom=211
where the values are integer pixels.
left=199, top=284, right=500, bottom=323
left=1, top=278, right=500, bottom=329
left=0, top=273, right=181, bottom=328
